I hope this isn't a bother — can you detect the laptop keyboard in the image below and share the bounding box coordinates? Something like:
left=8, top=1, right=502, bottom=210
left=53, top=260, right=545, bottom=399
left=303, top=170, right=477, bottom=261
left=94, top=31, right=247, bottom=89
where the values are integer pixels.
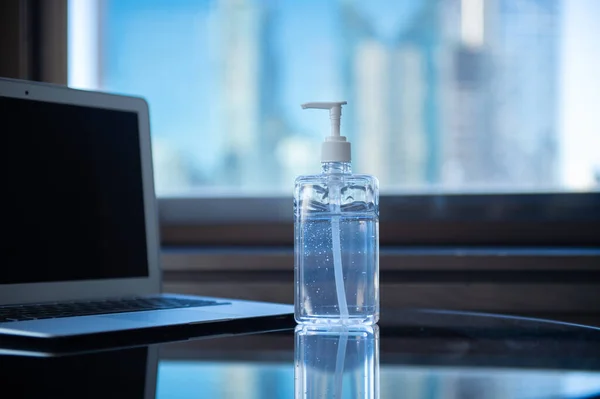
left=0, top=297, right=229, bottom=323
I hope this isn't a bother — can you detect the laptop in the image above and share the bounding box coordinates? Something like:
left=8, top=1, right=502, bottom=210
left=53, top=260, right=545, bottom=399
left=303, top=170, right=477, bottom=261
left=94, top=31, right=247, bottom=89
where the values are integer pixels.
left=0, top=77, right=293, bottom=340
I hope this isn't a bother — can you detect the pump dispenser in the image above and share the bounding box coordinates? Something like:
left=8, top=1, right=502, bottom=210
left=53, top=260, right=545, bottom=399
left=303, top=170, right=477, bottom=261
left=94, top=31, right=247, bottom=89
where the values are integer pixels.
left=301, top=102, right=351, bottom=163
left=294, top=101, right=379, bottom=326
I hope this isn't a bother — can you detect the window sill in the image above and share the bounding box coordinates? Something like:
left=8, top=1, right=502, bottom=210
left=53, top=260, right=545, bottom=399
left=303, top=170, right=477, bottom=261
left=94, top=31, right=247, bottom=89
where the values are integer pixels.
left=161, top=246, right=600, bottom=272
left=161, top=247, right=600, bottom=316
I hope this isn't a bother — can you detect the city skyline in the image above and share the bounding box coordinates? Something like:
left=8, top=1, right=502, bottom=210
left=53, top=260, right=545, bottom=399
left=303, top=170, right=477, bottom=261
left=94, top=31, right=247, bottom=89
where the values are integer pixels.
left=69, top=0, right=600, bottom=194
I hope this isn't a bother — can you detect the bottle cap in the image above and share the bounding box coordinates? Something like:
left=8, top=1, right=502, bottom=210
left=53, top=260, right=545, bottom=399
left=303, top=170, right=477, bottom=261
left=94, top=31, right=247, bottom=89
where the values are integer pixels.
left=301, top=101, right=351, bottom=162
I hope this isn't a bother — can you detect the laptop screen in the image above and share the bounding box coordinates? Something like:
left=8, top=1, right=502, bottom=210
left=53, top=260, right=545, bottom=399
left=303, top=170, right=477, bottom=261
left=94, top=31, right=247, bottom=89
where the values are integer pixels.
left=1, top=96, right=149, bottom=284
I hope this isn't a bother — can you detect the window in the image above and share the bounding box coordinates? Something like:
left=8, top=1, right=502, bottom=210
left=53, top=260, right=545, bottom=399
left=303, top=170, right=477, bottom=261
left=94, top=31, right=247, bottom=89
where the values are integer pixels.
left=1, top=0, right=594, bottom=316
left=68, top=0, right=600, bottom=196
left=66, top=0, right=600, bottom=249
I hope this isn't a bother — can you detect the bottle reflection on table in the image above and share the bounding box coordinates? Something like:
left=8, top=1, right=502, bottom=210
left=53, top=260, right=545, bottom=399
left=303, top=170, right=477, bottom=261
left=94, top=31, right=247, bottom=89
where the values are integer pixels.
left=295, top=324, right=379, bottom=399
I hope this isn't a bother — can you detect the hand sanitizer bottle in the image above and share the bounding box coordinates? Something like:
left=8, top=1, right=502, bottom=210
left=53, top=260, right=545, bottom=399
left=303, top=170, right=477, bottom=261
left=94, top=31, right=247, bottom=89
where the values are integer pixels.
left=294, top=101, right=379, bottom=326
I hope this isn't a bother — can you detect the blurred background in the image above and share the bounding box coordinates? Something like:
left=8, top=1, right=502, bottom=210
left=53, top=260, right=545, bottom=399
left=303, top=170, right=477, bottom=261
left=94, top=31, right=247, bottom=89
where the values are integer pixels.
left=68, top=0, right=600, bottom=196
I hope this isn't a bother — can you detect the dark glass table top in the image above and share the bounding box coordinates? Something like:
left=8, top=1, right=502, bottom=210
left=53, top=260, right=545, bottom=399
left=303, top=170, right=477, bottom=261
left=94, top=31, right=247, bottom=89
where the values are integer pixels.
left=2, top=309, right=600, bottom=399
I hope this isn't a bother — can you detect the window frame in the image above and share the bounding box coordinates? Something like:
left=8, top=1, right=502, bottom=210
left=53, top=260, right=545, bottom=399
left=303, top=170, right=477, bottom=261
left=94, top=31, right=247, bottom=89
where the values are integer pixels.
left=0, top=0, right=67, bottom=84
left=159, top=193, right=600, bottom=247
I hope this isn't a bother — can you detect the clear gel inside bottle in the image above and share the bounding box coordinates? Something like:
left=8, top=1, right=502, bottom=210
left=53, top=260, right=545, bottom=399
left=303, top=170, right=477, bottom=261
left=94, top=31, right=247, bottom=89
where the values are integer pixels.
left=294, top=160, right=379, bottom=325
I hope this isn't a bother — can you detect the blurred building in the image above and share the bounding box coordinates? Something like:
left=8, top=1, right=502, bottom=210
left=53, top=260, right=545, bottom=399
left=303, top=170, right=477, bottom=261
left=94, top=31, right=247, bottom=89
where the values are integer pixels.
left=338, top=0, right=560, bottom=191
left=215, top=0, right=288, bottom=189
left=339, top=0, right=398, bottom=186
left=392, top=0, right=444, bottom=187
left=487, top=0, right=560, bottom=188
left=441, top=0, right=492, bottom=187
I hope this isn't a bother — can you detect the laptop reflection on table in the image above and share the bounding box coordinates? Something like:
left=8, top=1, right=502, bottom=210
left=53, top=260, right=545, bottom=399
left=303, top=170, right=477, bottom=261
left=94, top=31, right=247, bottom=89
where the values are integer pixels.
left=0, top=345, right=158, bottom=399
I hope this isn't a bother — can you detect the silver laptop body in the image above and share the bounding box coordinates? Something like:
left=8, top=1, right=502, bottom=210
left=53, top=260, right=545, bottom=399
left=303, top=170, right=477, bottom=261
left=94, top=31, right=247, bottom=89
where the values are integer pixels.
left=0, top=78, right=292, bottom=339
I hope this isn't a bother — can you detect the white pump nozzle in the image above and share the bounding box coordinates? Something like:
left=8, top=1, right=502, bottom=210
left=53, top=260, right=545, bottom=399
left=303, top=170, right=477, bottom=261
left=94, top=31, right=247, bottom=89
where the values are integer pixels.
left=301, top=101, right=351, bottom=163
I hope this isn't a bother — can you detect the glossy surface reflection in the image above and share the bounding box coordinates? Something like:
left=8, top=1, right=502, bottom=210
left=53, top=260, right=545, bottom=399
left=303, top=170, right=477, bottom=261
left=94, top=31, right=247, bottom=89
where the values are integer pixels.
left=0, top=346, right=157, bottom=398
left=295, top=325, right=380, bottom=399
left=2, top=310, right=600, bottom=398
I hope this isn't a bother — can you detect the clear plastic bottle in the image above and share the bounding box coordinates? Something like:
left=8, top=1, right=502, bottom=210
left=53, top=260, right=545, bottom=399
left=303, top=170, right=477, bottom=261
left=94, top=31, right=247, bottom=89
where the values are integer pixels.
left=294, top=101, right=379, bottom=325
